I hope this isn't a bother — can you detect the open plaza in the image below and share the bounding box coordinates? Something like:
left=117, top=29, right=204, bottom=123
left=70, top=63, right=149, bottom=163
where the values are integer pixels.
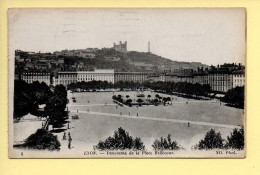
left=13, top=89, right=244, bottom=156
left=66, top=90, right=243, bottom=151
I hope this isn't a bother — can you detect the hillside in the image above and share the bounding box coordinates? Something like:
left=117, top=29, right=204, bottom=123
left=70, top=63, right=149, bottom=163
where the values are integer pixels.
left=16, top=49, right=209, bottom=74
left=86, top=49, right=209, bottom=72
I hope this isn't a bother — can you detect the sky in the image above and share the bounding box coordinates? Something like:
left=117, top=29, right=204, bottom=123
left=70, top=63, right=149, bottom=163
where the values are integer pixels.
left=9, top=8, right=246, bottom=65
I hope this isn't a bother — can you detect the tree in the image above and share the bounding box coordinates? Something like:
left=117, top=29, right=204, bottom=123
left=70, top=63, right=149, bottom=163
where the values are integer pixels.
left=153, top=98, right=159, bottom=105
left=152, top=134, right=181, bottom=150
left=13, top=92, right=34, bottom=120
left=137, top=98, right=143, bottom=106
left=194, top=129, right=224, bottom=150
left=112, top=95, right=116, bottom=100
left=117, top=94, right=123, bottom=103
left=166, top=97, right=171, bottom=104
left=54, top=84, right=67, bottom=103
left=13, top=80, right=41, bottom=120
left=45, top=85, right=68, bottom=129
left=162, top=97, right=170, bottom=105
left=45, top=95, right=68, bottom=128
left=147, top=94, right=151, bottom=101
left=18, top=129, right=60, bottom=151
left=126, top=99, right=132, bottom=105
left=225, top=127, right=244, bottom=150
left=33, top=82, right=52, bottom=105
left=222, top=86, right=244, bottom=108
left=94, top=127, right=145, bottom=150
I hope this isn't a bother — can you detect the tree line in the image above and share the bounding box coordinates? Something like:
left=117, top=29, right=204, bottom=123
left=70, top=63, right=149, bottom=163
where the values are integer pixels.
left=94, top=127, right=244, bottom=151
left=67, top=80, right=211, bottom=98
left=143, top=81, right=211, bottom=98
left=16, top=126, right=244, bottom=151
left=67, top=80, right=244, bottom=108
left=67, top=80, right=211, bottom=95
left=67, top=81, right=114, bottom=91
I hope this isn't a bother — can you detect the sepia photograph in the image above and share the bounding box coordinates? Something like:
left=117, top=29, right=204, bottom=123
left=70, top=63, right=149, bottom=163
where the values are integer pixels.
left=8, top=8, right=246, bottom=158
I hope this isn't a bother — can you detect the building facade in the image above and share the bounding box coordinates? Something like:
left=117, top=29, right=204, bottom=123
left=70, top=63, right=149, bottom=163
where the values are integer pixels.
left=77, top=69, right=114, bottom=84
left=232, top=70, right=245, bottom=88
left=56, top=72, right=78, bottom=86
left=56, top=69, right=115, bottom=86
left=115, top=72, right=149, bottom=83
left=159, top=67, right=243, bottom=92
left=193, top=73, right=208, bottom=85
left=21, top=72, right=51, bottom=86
left=207, top=71, right=233, bottom=92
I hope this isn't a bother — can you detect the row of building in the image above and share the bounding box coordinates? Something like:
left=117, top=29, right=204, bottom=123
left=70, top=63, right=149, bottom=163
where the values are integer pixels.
left=53, top=48, right=97, bottom=58
left=20, top=66, right=245, bottom=92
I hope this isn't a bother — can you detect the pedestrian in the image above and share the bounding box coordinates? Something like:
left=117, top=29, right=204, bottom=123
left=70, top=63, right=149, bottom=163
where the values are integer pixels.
left=68, top=132, right=72, bottom=149
left=67, top=122, right=70, bottom=129
left=129, top=112, right=130, bottom=116
left=116, top=105, right=118, bottom=109
left=188, top=122, right=190, bottom=127
left=77, top=109, right=78, bottom=113
left=137, top=113, right=138, bottom=116
left=63, top=132, right=67, bottom=140
left=88, top=100, right=89, bottom=103
left=120, top=112, right=122, bottom=115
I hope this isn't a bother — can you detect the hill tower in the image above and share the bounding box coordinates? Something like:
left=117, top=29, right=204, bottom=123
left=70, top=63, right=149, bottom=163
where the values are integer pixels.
left=113, top=41, right=127, bottom=53
left=148, top=41, right=151, bottom=53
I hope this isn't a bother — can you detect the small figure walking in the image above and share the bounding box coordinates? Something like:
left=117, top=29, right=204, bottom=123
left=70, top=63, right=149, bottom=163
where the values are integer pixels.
left=68, top=132, right=72, bottom=149
left=88, top=100, right=89, bottom=103
left=116, top=105, right=118, bottom=109
left=129, top=112, right=130, bottom=116
left=77, top=109, right=78, bottom=113
left=67, top=122, right=70, bottom=129
left=120, top=112, right=122, bottom=116
left=137, top=113, right=139, bottom=116
left=188, top=122, right=190, bottom=127
left=63, top=132, right=67, bottom=140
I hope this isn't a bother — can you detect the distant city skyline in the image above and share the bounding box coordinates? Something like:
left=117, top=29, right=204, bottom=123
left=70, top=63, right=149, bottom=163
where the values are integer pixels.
left=9, top=8, right=246, bottom=66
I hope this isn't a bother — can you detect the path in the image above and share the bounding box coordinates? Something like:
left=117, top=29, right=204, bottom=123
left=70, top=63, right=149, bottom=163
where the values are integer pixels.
left=68, top=100, right=219, bottom=108
left=68, top=104, right=117, bottom=107
left=70, top=110, right=240, bottom=129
